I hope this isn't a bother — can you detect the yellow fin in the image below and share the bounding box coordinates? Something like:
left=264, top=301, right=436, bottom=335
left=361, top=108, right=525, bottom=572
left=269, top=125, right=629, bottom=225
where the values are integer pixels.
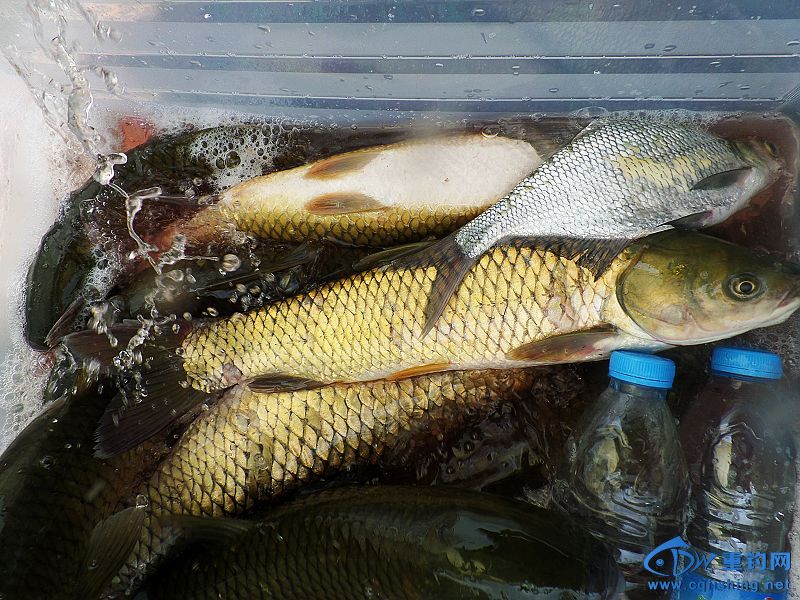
left=385, top=362, right=452, bottom=381
left=305, top=192, right=387, bottom=216
left=305, top=151, right=379, bottom=179
left=506, top=327, right=617, bottom=362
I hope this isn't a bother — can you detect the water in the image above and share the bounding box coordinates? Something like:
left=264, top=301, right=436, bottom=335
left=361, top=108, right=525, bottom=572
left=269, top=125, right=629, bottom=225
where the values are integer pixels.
left=678, top=349, right=796, bottom=599
left=551, top=353, right=689, bottom=589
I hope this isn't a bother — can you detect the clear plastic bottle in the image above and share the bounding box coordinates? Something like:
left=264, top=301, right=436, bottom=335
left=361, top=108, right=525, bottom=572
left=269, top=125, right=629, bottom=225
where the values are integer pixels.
left=551, top=350, right=689, bottom=587
left=677, top=346, right=796, bottom=599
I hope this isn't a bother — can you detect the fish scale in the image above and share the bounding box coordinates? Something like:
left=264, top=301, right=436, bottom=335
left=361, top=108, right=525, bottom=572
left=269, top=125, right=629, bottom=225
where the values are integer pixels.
left=181, top=244, right=611, bottom=390
left=110, top=369, right=537, bottom=595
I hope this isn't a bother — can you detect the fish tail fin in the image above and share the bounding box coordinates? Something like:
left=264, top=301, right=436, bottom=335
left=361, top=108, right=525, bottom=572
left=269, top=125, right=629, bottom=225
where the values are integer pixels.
left=63, top=323, right=208, bottom=458
left=392, top=232, right=475, bottom=338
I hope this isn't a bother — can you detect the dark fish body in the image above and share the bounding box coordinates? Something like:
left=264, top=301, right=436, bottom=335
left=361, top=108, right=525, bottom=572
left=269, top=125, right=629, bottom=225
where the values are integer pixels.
left=0, top=366, right=164, bottom=599
left=140, top=486, right=623, bottom=599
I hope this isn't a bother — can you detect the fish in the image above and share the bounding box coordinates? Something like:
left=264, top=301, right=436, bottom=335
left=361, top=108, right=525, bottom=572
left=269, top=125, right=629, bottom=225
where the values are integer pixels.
left=179, top=132, right=546, bottom=247
left=137, top=486, right=624, bottom=599
left=64, top=230, right=800, bottom=457
left=398, top=119, right=781, bottom=336
left=27, top=125, right=557, bottom=351
left=0, top=363, right=166, bottom=600
left=104, top=368, right=538, bottom=593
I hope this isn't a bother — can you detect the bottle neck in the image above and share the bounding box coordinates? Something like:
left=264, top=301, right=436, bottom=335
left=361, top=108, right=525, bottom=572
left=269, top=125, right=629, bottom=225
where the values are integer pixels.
left=608, top=377, right=670, bottom=401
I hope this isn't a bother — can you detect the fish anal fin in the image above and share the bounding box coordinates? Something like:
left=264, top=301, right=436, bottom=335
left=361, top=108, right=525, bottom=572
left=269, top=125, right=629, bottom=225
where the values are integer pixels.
left=305, top=150, right=379, bottom=179
left=248, top=375, right=325, bottom=393
left=507, top=326, right=618, bottom=362
left=305, top=192, right=387, bottom=216
left=691, top=167, right=752, bottom=191
left=385, top=362, right=452, bottom=381
left=74, top=506, right=146, bottom=599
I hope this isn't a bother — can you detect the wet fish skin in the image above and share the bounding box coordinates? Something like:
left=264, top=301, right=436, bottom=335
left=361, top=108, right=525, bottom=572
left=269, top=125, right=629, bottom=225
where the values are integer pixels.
left=184, top=133, right=544, bottom=247
left=412, top=119, right=781, bottom=335
left=140, top=486, right=623, bottom=600
left=110, top=369, right=538, bottom=593
left=0, top=366, right=164, bottom=600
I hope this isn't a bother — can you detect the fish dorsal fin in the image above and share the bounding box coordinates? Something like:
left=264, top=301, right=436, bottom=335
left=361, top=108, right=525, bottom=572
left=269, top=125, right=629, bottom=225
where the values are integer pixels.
left=385, top=362, right=452, bottom=381
left=690, top=167, right=752, bottom=191
left=305, top=150, right=380, bottom=179
left=248, top=375, right=325, bottom=393
left=507, top=326, right=618, bottom=362
left=74, top=506, right=146, bottom=600
left=305, top=192, right=387, bottom=216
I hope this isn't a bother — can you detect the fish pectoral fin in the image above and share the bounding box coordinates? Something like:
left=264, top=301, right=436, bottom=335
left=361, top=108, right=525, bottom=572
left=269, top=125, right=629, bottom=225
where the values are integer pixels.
left=668, top=211, right=713, bottom=230
left=305, top=149, right=380, bottom=179
left=44, top=295, right=87, bottom=348
left=526, top=237, right=632, bottom=279
left=391, top=231, right=475, bottom=338
left=385, top=362, right=452, bottom=381
left=160, top=515, right=252, bottom=548
left=353, top=240, right=437, bottom=271
left=305, top=192, right=387, bottom=216
left=248, top=375, right=326, bottom=393
left=690, top=167, right=752, bottom=191
left=74, top=506, right=147, bottom=600
left=506, top=326, right=618, bottom=362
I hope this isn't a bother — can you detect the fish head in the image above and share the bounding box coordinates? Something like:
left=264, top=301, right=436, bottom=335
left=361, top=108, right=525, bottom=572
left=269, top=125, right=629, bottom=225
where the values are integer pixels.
left=618, top=231, right=800, bottom=345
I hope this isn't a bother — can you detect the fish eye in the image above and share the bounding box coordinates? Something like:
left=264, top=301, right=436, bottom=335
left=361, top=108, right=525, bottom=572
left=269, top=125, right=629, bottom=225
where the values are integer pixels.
left=726, top=273, right=763, bottom=300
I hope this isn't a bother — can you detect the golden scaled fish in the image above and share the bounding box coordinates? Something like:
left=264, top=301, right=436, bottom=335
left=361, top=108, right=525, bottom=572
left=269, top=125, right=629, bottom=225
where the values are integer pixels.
left=107, top=368, right=538, bottom=594
left=181, top=133, right=546, bottom=247
left=65, top=231, right=800, bottom=456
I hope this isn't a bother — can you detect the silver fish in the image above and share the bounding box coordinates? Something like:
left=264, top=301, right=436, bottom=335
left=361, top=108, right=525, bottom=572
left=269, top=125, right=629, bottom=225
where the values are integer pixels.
left=402, top=118, right=781, bottom=336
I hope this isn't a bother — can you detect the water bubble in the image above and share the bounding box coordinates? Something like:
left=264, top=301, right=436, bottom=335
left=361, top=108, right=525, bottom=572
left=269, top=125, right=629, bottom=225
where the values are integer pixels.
left=39, top=455, right=54, bottom=469
left=472, top=8, right=486, bottom=17
left=221, top=254, right=242, bottom=272
left=203, top=13, right=211, bottom=19
left=788, top=40, right=800, bottom=47
left=135, top=494, right=149, bottom=508
left=548, top=88, right=559, bottom=93
left=206, top=307, right=220, bottom=317
left=481, top=124, right=500, bottom=138
left=644, top=43, right=655, bottom=49
left=663, top=44, right=677, bottom=52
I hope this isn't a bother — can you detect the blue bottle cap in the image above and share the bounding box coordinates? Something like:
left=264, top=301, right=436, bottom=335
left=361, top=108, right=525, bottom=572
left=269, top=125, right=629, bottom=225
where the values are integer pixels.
left=608, top=350, right=675, bottom=389
left=711, top=346, right=783, bottom=380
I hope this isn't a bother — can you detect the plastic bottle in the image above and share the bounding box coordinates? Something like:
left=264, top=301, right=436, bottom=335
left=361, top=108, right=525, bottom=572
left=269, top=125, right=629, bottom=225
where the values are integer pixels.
left=677, top=346, right=796, bottom=599
left=551, top=350, right=689, bottom=587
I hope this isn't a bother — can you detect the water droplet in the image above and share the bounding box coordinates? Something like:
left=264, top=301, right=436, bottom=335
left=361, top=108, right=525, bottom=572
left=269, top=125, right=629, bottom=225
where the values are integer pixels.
left=135, top=494, right=149, bottom=508
left=203, top=13, right=211, bottom=19
left=788, top=40, right=800, bottom=47
left=481, top=124, right=500, bottom=138
left=548, top=88, right=559, bottom=93
left=39, top=456, right=54, bottom=469
left=206, top=307, right=219, bottom=317
left=472, top=8, right=486, bottom=17
left=644, top=43, right=655, bottom=49
left=663, top=44, right=677, bottom=52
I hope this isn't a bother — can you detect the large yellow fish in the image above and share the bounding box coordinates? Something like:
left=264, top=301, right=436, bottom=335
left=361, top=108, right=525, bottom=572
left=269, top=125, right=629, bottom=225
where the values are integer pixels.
left=182, top=133, right=545, bottom=246
left=66, top=231, right=800, bottom=456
